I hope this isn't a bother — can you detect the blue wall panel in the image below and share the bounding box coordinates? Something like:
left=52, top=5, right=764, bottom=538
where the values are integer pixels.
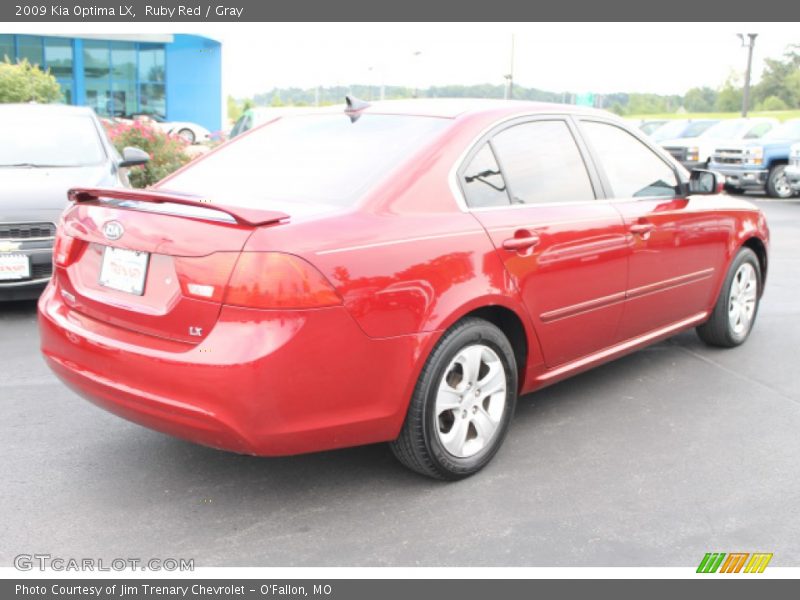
left=165, top=34, right=222, bottom=132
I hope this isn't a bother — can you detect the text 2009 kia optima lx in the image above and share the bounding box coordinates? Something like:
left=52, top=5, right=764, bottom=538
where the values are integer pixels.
left=39, top=99, right=769, bottom=479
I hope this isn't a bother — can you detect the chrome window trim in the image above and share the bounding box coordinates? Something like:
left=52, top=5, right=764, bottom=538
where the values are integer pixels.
left=447, top=111, right=684, bottom=213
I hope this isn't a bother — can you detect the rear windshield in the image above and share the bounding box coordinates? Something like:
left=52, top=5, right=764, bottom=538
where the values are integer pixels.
left=0, top=112, right=106, bottom=167
left=162, top=114, right=450, bottom=207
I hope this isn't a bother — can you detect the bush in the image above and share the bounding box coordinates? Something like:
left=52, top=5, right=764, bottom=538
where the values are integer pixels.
left=0, top=58, right=62, bottom=103
left=104, top=119, right=191, bottom=188
left=758, top=95, right=789, bottom=111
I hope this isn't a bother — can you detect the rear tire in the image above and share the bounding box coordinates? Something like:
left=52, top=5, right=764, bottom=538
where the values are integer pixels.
left=177, top=128, right=196, bottom=144
left=390, top=318, right=518, bottom=480
left=766, top=165, right=792, bottom=198
left=696, top=247, right=761, bottom=347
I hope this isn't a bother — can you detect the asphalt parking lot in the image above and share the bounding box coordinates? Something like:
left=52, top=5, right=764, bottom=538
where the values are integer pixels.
left=1, top=197, right=799, bottom=568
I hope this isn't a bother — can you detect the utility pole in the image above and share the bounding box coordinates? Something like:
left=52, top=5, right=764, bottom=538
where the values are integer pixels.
left=504, top=34, right=515, bottom=100
left=738, top=33, right=758, bottom=117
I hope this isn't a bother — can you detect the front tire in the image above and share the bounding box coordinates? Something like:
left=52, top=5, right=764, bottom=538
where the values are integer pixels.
left=391, top=318, right=518, bottom=480
left=766, top=165, right=792, bottom=198
left=696, top=247, right=761, bottom=347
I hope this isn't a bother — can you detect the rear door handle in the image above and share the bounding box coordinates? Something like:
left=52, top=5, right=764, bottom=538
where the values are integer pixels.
left=629, top=223, right=655, bottom=235
left=502, top=232, right=540, bottom=251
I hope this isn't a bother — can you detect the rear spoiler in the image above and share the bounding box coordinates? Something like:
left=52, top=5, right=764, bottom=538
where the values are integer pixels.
left=68, top=187, right=290, bottom=227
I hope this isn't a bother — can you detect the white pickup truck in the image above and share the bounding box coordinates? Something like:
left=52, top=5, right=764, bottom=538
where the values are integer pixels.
left=660, top=117, right=777, bottom=170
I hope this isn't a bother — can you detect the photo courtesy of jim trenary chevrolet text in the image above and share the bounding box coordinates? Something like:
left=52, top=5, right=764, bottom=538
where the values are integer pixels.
left=1, top=0, right=800, bottom=596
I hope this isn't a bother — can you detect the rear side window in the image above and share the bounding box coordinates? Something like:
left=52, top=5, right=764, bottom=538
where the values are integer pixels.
left=490, top=120, right=595, bottom=205
left=580, top=121, right=679, bottom=199
left=163, top=114, right=448, bottom=207
left=461, top=144, right=509, bottom=208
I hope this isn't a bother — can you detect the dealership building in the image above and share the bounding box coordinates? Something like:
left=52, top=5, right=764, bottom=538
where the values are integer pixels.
left=0, top=34, right=222, bottom=131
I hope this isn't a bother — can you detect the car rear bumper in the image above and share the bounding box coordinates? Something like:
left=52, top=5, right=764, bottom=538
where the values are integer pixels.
left=709, top=164, right=768, bottom=191
left=38, top=281, right=433, bottom=456
left=0, top=245, right=54, bottom=301
left=0, top=278, right=48, bottom=301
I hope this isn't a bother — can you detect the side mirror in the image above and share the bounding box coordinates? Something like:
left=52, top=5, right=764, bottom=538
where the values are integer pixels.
left=688, top=169, right=722, bottom=195
left=119, top=146, right=150, bottom=168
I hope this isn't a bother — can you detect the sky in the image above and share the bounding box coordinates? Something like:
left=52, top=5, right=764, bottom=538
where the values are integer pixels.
left=10, top=22, right=800, bottom=99
left=209, top=23, right=799, bottom=98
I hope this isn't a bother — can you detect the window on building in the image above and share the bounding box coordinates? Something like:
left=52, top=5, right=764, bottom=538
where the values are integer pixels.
left=138, top=44, right=166, bottom=117
left=44, top=38, right=74, bottom=104
left=83, top=40, right=111, bottom=115
left=17, top=35, right=43, bottom=66
left=0, top=35, right=13, bottom=61
left=490, top=120, right=596, bottom=204
left=111, top=41, right=136, bottom=116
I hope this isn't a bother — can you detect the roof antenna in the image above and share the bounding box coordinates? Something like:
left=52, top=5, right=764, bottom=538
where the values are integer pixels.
left=344, top=95, right=370, bottom=122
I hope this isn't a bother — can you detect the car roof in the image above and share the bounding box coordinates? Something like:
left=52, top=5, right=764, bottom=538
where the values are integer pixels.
left=349, top=98, right=612, bottom=120
left=0, top=103, right=96, bottom=116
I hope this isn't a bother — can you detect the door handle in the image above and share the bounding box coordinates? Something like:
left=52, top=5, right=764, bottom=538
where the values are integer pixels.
left=502, top=232, right=540, bottom=251
left=629, top=222, right=655, bottom=236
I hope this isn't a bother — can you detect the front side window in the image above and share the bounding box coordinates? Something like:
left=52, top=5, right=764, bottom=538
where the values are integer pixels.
left=489, top=120, right=595, bottom=205
left=461, top=144, right=509, bottom=208
left=581, top=121, right=679, bottom=199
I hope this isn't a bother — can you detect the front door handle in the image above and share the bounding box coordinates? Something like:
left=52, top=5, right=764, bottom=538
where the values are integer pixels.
left=629, top=222, right=655, bottom=236
left=502, top=232, right=541, bottom=251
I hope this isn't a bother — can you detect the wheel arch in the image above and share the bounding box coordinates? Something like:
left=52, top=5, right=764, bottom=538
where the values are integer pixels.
left=741, top=236, right=768, bottom=292
left=428, top=298, right=544, bottom=394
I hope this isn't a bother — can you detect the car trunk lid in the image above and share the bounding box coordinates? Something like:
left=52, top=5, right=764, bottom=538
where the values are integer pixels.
left=55, top=187, right=289, bottom=344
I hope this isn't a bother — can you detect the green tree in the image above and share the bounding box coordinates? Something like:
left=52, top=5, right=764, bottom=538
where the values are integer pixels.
left=757, top=95, right=789, bottom=111
left=753, top=45, right=800, bottom=108
left=0, top=58, right=62, bottom=103
left=683, top=87, right=717, bottom=112
left=226, top=95, right=242, bottom=122
left=715, top=78, right=743, bottom=112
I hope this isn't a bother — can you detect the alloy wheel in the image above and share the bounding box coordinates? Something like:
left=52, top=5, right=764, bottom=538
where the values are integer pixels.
left=728, top=262, right=758, bottom=336
left=435, top=344, right=507, bottom=458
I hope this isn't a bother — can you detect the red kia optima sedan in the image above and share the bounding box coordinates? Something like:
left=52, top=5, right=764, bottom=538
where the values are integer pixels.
left=39, top=99, right=769, bottom=479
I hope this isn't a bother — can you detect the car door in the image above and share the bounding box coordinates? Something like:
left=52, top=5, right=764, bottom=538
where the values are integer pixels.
left=460, top=117, right=629, bottom=368
left=576, top=118, right=725, bottom=342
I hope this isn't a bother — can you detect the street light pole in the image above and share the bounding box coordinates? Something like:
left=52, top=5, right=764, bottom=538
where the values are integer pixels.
left=738, top=33, right=758, bottom=117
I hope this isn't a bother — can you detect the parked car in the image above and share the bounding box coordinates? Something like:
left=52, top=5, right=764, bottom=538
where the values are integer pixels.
left=0, top=104, right=148, bottom=301
left=124, top=113, right=211, bottom=144
left=39, top=99, right=769, bottom=479
left=229, top=106, right=318, bottom=138
left=660, top=117, right=777, bottom=170
left=638, top=119, right=668, bottom=136
left=709, top=118, right=800, bottom=198
left=785, top=142, right=800, bottom=194
left=649, top=118, right=720, bottom=144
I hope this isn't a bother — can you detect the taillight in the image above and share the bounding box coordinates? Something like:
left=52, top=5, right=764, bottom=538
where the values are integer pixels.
left=53, top=231, right=81, bottom=267
left=174, top=253, right=239, bottom=303
left=224, top=252, right=341, bottom=309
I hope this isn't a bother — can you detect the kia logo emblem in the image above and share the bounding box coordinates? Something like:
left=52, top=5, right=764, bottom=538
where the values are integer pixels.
left=103, top=221, right=124, bottom=241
